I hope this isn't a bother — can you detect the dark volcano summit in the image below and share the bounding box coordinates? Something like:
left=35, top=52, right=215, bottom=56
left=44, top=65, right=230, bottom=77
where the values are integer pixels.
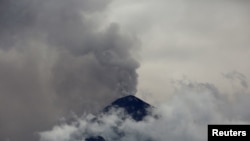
left=85, top=95, right=153, bottom=141
left=103, top=95, right=152, bottom=121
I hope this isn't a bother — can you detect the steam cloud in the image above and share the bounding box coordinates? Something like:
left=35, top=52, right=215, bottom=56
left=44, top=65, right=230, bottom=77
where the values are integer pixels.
left=0, top=0, right=139, bottom=141
left=39, top=79, right=250, bottom=141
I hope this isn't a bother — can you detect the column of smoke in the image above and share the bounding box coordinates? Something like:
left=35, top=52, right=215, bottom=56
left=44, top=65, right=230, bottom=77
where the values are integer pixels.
left=0, top=0, right=139, bottom=141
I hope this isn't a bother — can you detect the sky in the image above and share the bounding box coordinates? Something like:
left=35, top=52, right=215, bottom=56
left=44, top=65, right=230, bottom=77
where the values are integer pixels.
left=0, top=0, right=250, bottom=141
left=105, top=0, right=250, bottom=103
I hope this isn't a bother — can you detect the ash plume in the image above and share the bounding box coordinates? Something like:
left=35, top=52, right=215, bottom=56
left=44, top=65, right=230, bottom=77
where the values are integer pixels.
left=0, top=0, right=139, bottom=141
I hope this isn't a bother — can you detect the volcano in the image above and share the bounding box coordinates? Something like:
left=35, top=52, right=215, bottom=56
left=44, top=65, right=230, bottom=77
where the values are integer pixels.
left=103, top=95, right=152, bottom=121
left=85, top=95, right=153, bottom=141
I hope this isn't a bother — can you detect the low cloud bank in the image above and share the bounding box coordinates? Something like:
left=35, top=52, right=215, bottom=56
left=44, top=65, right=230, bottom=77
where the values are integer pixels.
left=39, top=79, right=250, bottom=141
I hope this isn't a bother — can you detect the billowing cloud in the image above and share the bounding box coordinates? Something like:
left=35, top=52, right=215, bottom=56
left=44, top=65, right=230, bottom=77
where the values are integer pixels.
left=223, top=71, right=248, bottom=89
left=0, top=0, right=139, bottom=141
left=39, top=79, right=250, bottom=141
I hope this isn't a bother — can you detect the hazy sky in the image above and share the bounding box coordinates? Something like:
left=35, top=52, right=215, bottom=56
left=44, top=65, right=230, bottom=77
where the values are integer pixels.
left=106, top=0, right=250, bottom=103
left=1, top=0, right=250, bottom=141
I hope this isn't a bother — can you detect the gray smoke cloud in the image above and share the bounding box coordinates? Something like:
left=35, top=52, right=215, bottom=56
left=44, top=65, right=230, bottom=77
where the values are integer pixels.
left=223, top=71, right=248, bottom=89
left=0, top=0, right=139, bottom=141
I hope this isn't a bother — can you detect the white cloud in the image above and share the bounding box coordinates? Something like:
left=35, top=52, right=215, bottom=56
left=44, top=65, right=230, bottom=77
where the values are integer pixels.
left=39, top=79, right=250, bottom=141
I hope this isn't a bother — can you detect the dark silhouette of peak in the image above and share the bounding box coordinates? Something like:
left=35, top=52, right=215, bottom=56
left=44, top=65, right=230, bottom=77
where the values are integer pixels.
left=85, top=136, right=105, bottom=141
left=103, top=95, right=152, bottom=121
left=85, top=95, right=153, bottom=141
